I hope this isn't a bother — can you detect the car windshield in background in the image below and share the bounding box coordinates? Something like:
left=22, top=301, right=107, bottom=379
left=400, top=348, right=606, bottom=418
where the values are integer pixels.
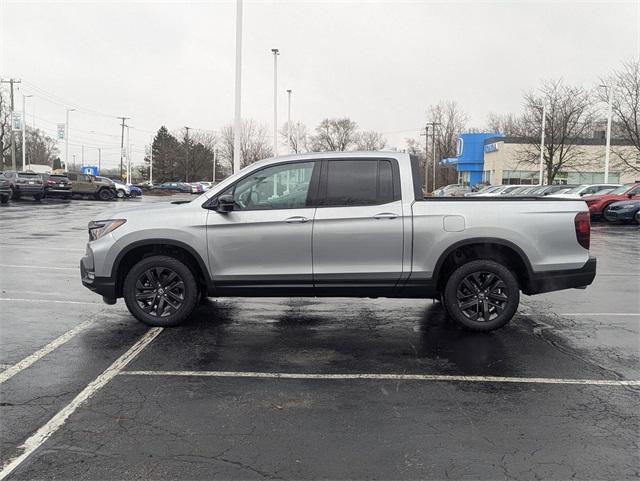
left=608, top=184, right=633, bottom=195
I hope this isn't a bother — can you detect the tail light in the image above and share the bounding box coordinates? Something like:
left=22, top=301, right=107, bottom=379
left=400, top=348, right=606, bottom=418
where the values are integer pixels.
left=47, top=179, right=56, bottom=185
left=574, top=212, right=591, bottom=250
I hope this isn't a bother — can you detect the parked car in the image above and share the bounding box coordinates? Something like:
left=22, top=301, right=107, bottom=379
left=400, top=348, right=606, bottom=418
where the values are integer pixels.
left=41, top=173, right=72, bottom=199
left=526, top=184, right=579, bottom=196
left=550, top=184, right=622, bottom=199
left=603, top=199, right=640, bottom=224
left=0, top=177, right=11, bottom=204
left=505, top=186, right=538, bottom=196
left=95, top=176, right=130, bottom=199
left=67, top=172, right=116, bottom=200
left=474, top=185, right=523, bottom=196
left=128, top=185, right=143, bottom=198
left=190, top=183, right=205, bottom=194
left=1, top=171, right=45, bottom=200
left=158, top=182, right=192, bottom=193
left=81, top=151, right=596, bottom=332
left=198, top=182, right=213, bottom=191
left=433, top=184, right=463, bottom=196
left=583, top=183, right=640, bottom=217
left=465, top=185, right=503, bottom=197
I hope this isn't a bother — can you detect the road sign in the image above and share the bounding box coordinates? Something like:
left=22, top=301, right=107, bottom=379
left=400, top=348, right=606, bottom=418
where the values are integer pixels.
left=11, top=112, right=23, bottom=131
left=57, top=124, right=65, bottom=140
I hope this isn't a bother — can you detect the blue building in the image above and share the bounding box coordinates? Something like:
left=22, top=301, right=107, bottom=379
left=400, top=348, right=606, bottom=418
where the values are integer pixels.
left=440, top=132, right=502, bottom=187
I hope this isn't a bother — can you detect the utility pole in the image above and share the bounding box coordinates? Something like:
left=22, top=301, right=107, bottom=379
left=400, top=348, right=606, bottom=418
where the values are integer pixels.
left=420, top=125, right=429, bottom=193
left=213, top=147, right=218, bottom=183
left=233, top=0, right=243, bottom=173
left=149, top=139, right=153, bottom=185
left=81, top=144, right=85, bottom=167
left=126, top=126, right=131, bottom=184
left=22, top=94, right=33, bottom=170
left=1, top=78, right=21, bottom=170
left=184, top=127, right=190, bottom=182
left=118, top=116, right=129, bottom=180
left=601, top=84, right=614, bottom=184
left=98, top=147, right=102, bottom=173
left=426, top=122, right=441, bottom=191
left=538, top=105, right=546, bottom=186
left=286, top=89, right=292, bottom=153
left=65, top=109, right=75, bottom=171
left=271, top=48, right=280, bottom=157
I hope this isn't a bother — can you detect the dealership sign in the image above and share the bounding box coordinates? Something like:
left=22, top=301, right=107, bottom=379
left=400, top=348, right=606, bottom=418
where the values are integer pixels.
left=484, top=142, right=500, bottom=153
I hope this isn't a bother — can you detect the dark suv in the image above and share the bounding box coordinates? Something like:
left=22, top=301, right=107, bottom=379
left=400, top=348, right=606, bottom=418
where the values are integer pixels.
left=0, top=176, right=11, bottom=203
left=42, top=173, right=73, bottom=199
left=1, top=171, right=45, bottom=200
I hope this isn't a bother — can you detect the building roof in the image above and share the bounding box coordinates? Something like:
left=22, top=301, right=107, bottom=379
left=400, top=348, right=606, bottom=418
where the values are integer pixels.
left=484, top=136, right=635, bottom=146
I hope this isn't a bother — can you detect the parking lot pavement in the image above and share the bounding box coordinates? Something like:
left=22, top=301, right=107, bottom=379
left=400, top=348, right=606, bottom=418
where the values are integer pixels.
left=0, top=197, right=638, bottom=480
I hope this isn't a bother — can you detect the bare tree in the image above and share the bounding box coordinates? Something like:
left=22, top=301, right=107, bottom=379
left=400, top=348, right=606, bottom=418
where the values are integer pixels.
left=220, top=119, right=273, bottom=169
left=428, top=100, right=468, bottom=187
left=15, top=127, right=59, bottom=166
left=279, top=121, right=310, bottom=154
left=355, top=130, right=387, bottom=151
left=599, top=59, right=640, bottom=173
left=515, top=79, right=597, bottom=183
left=486, top=112, right=524, bottom=136
left=311, top=117, right=358, bottom=151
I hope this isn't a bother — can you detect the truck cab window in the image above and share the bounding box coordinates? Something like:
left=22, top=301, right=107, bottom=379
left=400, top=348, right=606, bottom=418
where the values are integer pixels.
left=323, top=159, right=394, bottom=206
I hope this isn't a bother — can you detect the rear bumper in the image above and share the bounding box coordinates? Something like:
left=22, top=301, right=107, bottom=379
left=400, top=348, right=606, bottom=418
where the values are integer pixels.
left=524, top=257, right=597, bottom=295
left=14, top=185, right=44, bottom=194
left=45, top=188, right=72, bottom=196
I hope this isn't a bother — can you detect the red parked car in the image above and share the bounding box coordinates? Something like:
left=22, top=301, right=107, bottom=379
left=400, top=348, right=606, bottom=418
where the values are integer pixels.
left=582, top=183, right=640, bottom=217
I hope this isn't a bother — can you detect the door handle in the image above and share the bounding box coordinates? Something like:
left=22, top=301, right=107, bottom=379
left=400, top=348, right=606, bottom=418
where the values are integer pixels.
left=284, top=216, right=310, bottom=224
left=373, top=212, right=399, bottom=220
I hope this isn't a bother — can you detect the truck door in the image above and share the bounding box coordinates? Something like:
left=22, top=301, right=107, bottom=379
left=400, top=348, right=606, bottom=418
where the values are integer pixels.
left=206, top=161, right=319, bottom=293
left=312, top=158, right=404, bottom=290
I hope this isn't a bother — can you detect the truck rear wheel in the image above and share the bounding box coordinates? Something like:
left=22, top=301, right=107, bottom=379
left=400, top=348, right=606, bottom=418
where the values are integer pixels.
left=442, top=259, right=519, bottom=332
left=96, top=188, right=112, bottom=201
left=123, top=255, right=199, bottom=327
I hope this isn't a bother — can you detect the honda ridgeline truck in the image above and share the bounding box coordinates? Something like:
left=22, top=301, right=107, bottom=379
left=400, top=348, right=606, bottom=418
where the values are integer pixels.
left=81, top=152, right=596, bottom=331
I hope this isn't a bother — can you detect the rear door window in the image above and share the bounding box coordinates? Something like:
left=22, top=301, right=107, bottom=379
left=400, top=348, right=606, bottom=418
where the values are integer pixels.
left=321, top=159, right=396, bottom=207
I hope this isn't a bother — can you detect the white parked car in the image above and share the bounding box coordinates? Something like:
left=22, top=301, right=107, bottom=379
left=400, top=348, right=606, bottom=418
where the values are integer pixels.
left=476, top=185, right=522, bottom=196
left=550, top=184, right=622, bottom=199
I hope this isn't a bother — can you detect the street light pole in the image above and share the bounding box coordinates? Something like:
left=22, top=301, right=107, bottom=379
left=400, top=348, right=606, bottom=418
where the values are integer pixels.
left=602, top=84, right=614, bottom=184
left=286, top=89, right=292, bottom=153
left=233, top=0, right=243, bottom=173
left=98, top=147, right=102, bottom=173
left=21, top=94, right=32, bottom=170
left=184, top=127, right=190, bottom=182
left=271, top=48, right=280, bottom=157
left=213, top=147, right=218, bottom=183
left=65, top=108, right=75, bottom=171
left=538, top=104, right=546, bottom=186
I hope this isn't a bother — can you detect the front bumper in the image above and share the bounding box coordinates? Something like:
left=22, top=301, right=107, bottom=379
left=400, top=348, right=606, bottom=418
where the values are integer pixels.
left=604, top=208, right=638, bottom=222
left=524, top=257, right=597, bottom=295
left=81, top=256, right=117, bottom=302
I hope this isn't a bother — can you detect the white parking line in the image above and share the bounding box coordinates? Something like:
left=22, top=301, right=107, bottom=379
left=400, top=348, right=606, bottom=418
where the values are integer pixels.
left=0, top=244, right=85, bottom=252
left=0, top=264, right=76, bottom=271
left=559, top=313, right=640, bottom=317
left=0, top=327, right=163, bottom=480
left=0, top=317, right=99, bottom=385
left=0, top=364, right=13, bottom=370
left=119, top=370, right=640, bottom=386
left=0, top=298, right=101, bottom=306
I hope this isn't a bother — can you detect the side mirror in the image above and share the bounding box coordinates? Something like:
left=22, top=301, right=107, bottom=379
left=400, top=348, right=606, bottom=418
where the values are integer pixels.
left=216, top=194, right=235, bottom=213
left=628, top=193, right=634, bottom=198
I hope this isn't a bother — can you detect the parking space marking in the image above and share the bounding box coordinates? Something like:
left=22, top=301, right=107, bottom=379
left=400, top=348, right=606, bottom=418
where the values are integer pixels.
left=0, top=327, right=163, bottom=480
left=0, top=264, right=76, bottom=271
left=0, top=316, right=99, bottom=385
left=559, top=312, right=640, bottom=317
left=0, top=244, right=85, bottom=252
left=0, top=364, right=12, bottom=371
left=0, top=298, right=101, bottom=306
left=120, top=370, right=640, bottom=386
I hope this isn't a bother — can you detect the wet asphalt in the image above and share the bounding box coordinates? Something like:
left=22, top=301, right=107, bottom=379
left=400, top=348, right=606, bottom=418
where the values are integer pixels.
left=0, top=195, right=638, bottom=480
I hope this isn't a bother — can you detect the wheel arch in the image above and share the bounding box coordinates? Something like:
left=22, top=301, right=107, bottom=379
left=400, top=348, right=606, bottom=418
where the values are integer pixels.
left=112, top=239, right=211, bottom=298
left=433, top=237, right=533, bottom=292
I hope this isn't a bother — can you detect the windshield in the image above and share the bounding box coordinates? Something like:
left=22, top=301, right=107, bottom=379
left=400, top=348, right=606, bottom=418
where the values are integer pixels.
left=563, top=185, right=589, bottom=194
left=608, top=184, right=633, bottom=195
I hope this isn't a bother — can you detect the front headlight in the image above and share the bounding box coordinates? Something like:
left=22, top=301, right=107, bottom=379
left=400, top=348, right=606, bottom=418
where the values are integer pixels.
left=88, top=219, right=126, bottom=241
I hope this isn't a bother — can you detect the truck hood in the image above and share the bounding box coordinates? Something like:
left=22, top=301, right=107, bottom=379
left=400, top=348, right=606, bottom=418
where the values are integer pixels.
left=95, top=200, right=194, bottom=221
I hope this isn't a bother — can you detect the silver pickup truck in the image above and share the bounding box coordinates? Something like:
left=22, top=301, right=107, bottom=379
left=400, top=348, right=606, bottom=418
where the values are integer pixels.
left=81, top=151, right=596, bottom=331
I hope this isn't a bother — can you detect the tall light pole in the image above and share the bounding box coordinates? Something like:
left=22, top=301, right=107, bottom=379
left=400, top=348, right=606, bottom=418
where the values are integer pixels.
left=98, top=147, right=102, bottom=173
left=22, top=94, right=33, bottom=170
left=271, top=48, right=279, bottom=157
left=213, top=147, right=218, bottom=183
left=286, top=89, right=292, bottom=153
left=538, top=104, right=547, bottom=186
left=233, top=0, right=243, bottom=174
left=600, top=84, right=614, bottom=184
left=65, top=108, right=75, bottom=171
left=149, top=138, right=153, bottom=185
left=184, top=127, right=190, bottom=182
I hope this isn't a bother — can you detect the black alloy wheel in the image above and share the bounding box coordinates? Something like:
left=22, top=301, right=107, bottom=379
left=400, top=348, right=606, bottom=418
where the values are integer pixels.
left=135, top=267, right=185, bottom=318
left=443, top=259, right=520, bottom=331
left=123, top=255, right=198, bottom=326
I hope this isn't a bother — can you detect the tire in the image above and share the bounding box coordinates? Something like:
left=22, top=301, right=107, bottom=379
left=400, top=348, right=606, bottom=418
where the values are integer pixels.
left=1, top=194, right=8, bottom=204
left=130, top=191, right=137, bottom=198
left=33, top=193, right=43, bottom=201
left=123, top=255, right=199, bottom=327
left=443, top=259, right=520, bottom=332
left=11, top=188, right=19, bottom=200
left=116, top=189, right=125, bottom=199
left=97, top=188, right=112, bottom=201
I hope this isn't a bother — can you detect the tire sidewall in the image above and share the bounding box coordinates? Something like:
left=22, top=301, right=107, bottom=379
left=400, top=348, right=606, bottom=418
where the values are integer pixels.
left=123, top=255, right=199, bottom=327
left=443, top=259, right=520, bottom=332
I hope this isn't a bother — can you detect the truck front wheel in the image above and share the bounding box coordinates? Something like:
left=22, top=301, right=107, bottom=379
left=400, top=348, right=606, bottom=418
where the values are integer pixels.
left=123, top=255, right=199, bottom=327
left=442, top=259, right=519, bottom=331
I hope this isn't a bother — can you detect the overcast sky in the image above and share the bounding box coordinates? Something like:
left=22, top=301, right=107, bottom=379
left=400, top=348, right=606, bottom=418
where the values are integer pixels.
left=1, top=0, right=638, bottom=168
